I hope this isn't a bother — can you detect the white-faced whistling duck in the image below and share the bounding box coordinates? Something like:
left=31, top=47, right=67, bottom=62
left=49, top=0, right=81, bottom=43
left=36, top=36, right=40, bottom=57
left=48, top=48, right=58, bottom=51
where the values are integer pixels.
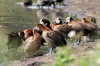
left=38, top=24, right=67, bottom=55
left=39, top=18, right=72, bottom=39
left=82, top=18, right=98, bottom=42
left=51, top=18, right=73, bottom=39
left=37, top=0, right=56, bottom=8
left=23, top=0, right=32, bottom=6
left=55, top=0, right=64, bottom=4
left=65, top=17, right=89, bottom=44
left=23, top=29, right=42, bottom=57
left=23, top=28, right=45, bottom=46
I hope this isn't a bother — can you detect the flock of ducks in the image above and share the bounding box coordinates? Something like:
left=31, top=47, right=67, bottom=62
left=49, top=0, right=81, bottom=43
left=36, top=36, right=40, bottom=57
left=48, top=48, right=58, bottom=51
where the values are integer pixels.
left=6, top=16, right=99, bottom=57
left=23, top=0, right=64, bottom=7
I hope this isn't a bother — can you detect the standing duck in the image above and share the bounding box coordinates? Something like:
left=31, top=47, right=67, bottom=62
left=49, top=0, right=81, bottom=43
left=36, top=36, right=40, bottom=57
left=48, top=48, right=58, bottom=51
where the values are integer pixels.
left=37, top=0, right=56, bottom=8
left=39, top=18, right=72, bottom=39
left=65, top=17, right=88, bottom=44
left=23, top=0, right=32, bottom=6
left=82, top=18, right=98, bottom=41
left=38, top=24, right=67, bottom=55
left=51, top=18, right=73, bottom=39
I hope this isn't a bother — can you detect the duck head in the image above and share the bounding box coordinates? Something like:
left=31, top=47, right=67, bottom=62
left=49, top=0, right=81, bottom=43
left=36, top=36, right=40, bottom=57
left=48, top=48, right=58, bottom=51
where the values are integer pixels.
left=65, top=17, right=73, bottom=23
left=39, top=19, right=50, bottom=27
left=82, top=18, right=90, bottom=23
left=53, top=17, right=63, bottom=24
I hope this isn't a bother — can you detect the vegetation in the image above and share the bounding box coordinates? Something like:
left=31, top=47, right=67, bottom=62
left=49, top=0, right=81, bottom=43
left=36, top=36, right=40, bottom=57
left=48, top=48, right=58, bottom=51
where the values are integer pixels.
left=44, top=40, right=99, bottom=66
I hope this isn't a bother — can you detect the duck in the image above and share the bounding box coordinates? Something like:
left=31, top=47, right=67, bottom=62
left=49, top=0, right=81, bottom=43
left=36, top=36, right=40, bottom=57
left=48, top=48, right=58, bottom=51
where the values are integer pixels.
left=37, top=24, right=67, bottom=55
left=55, top=0, right=64, bottom=4
left=82, top=18, right=98, bottom=41
left=39, top=18, right=72, bottom=39
left=23, top=29, right=42, bottom=57
left=23, top=28, right=45, bottom=46
left=51, top=18, right=73, bottom=39
left=23, top=0, right=32, bottom=6
left=37, top=0, right=56, bottom=8
left=65, top=17, right=88, bottom=44
left=39, top=18, right=63, bottom=30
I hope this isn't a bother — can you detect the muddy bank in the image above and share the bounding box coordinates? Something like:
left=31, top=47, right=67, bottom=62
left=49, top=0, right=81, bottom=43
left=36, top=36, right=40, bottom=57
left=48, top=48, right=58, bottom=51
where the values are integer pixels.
left=0, top=41, right=97, bottom=66
left=0, top=55, right=55, bottom=66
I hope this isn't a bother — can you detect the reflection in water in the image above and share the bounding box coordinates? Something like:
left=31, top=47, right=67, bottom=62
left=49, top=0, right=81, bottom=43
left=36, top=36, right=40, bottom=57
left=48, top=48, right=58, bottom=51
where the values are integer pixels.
left=37, top=8, right=64, bottom=21
left=0, top=28, right=22, bottom=63
left=5, top=49, right=21, bottom=61
left=6, top=32, right=23, bottom=49
left=51, top=8, right=64, bottom=20
left=37, top=8, right=49, bottom=19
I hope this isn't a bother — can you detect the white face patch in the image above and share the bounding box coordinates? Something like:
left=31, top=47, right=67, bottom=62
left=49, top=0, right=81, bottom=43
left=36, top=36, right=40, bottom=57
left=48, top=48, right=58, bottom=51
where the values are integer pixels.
left=66, top=17, right=71, bottom=22
left=18, top=32, right=21, bottom=37
left=39, top=19, right=44, bottom=24
left=55, top=18, right=60, bottom=24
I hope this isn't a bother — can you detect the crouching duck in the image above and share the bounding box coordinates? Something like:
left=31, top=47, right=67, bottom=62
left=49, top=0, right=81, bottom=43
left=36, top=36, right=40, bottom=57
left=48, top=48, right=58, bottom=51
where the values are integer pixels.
left=22, top=29, right=42, bottom=57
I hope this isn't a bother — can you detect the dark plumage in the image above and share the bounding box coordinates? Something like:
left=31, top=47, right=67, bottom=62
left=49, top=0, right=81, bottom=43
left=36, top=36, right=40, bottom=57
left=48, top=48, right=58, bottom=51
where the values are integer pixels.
left=56, top=0, right=64, bottom=4
left=37, top=0, right=56, bottom=8
left=38, top=24, right=67, bottom=54
left=82, top=18, right=98, bottom=41
left=23, top=0, right=32, bottom=6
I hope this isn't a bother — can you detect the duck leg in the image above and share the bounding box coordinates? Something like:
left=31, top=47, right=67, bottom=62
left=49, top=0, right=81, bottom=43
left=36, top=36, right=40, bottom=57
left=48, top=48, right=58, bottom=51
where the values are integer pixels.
left=46, top=46, right=56, bottom=55
left=75, top=37, right=81, bottom=45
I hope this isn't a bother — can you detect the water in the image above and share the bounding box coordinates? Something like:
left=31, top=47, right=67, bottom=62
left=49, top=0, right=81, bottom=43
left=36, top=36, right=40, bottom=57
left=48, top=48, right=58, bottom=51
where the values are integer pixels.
left=0, top=0, right=72, bottom=64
